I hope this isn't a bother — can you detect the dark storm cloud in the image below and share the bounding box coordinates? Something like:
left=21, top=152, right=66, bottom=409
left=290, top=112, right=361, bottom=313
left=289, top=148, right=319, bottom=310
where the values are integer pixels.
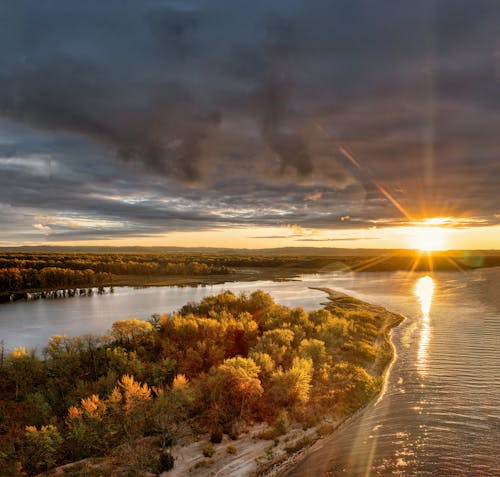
left=0, top=0, right=499, bottom=241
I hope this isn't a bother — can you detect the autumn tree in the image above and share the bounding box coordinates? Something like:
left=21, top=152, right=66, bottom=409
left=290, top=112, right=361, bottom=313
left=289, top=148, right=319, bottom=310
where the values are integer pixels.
left=150, top=374, right=194, bottom=449
left=108, top=375, right=152, bottom=442
left=65, top=394, right=108, bottom=459
left=268, top=357, right=313, bottom=408
left=199, top=357, right=263, bottom=433
left=8, top=347, right=42, bottom=401
left=111, top=319, right=153, bottom=345
left=22, top=425, right=63, bottom=475
left=252, top=328, right=295, bottom=368
left=327, top=362, right=381, bottom=411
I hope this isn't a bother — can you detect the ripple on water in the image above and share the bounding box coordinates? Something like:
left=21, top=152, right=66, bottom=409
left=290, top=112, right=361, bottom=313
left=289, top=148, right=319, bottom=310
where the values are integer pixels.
left=286, top=269, right=500, bottom=477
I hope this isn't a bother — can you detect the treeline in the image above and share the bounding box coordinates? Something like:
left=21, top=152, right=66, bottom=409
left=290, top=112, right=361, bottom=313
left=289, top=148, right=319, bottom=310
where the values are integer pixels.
left=0, top=253, right=322, bottom=272
left=0, top=291, right=389, bottom=475
left=0, top=252, right=347, bottom=296
left=0, top=267, right=112, bottom=294
left=0, top=256, right=233, bottom=276
left=0, top=253, right=237, bottom=295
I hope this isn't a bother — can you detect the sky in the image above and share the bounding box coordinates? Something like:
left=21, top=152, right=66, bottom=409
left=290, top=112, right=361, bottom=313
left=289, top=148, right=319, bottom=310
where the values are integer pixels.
left=0, top=0, right=499, bottom=249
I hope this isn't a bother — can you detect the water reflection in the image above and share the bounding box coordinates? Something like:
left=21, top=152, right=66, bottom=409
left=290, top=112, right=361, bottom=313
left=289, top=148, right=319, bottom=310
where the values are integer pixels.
left=415, top=276, right=434, bottom=375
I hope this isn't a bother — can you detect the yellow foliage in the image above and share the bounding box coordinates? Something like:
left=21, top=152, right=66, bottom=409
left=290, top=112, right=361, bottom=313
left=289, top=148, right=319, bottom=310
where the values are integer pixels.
left=108, top=387, right=122, bottom=406
left=111, top=319, right=153, bottom=342
left=66, top=394, right=107, bottom=425
left=25, top=424, right=59, bottom=435
left=67, top=406, right=83, bottom=421
left=11, top=346, right=28, bottom=359
left=80, top=394, right=106, bottom=417
left=116, top=375, right=151, bottom=411
left=173, top=374, right=188, bottom=389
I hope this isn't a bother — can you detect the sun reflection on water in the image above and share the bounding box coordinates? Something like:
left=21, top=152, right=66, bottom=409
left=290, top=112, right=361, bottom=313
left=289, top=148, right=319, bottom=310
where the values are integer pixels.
left=415, top=276, right=435, bottom=375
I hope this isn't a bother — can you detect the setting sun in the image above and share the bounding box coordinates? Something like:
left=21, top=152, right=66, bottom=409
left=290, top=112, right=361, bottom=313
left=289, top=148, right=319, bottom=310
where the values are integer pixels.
left=410, top=227, right=446, bottom=251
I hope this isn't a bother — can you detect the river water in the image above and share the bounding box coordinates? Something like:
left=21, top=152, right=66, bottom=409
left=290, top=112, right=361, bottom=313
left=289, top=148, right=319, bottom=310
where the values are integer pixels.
left=0, top=268, right=499, bottom=475
left=286, top=268, right=500, bottom=477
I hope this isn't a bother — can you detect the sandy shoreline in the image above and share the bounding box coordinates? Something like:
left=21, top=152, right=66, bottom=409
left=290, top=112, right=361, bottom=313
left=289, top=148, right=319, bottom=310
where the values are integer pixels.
left=262, top=292, right=405, bottom=477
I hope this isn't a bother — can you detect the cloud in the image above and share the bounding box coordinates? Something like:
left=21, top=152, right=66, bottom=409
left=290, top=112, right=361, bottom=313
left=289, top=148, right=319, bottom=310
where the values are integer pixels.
left=295, top=237, right=379, bottom=242
left=33, top=223, right=51, bottom=232
left=0, top=1, right=499, bottom=242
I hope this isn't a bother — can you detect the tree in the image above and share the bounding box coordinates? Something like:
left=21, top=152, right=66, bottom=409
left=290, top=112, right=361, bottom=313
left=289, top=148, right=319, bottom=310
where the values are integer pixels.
left=22, top=425, right=63, bottom=475
left=328, top=362, right=381, bottom=411
left=299, top=338, right=327, bottom=368
left=108, top=375, right=152, bottom=442
left=111, top=319, right=153, bottom=345
left=150, top=375, right=194, bottom=450
left=269, top=357, right=313, bottom=407
left=252, top=328, right=295, bottom=367
left=199, top=357, right=263, bottom=432
left=65, top=395, right=108, bottom=459
left=8, top=347, right=41, bottom=401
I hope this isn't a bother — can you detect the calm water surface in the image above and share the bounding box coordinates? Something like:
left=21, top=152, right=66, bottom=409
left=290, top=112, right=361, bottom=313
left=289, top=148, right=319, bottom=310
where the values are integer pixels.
left=0, top=279, right=333, bottom=351
left=0, top=268, right=499, bottom=475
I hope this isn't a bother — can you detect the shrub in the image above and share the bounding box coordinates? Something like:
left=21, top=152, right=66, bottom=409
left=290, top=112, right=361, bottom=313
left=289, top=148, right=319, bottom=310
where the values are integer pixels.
left=210, top=430, right=223, bottom=443
left=22, top=425, right=63, bottom=475
left=317, top=423, right=335, bottom=437
left=273, top=409, right=289, bottom=435
left=202, top=443, right=215, bottom=458
left=285, top=436, right=311, bottom=454
left=193, top=459, right=213, bottom=469
left=226, top=445, right=237, bottom=454
left=158, top=451, right=175, bottom=471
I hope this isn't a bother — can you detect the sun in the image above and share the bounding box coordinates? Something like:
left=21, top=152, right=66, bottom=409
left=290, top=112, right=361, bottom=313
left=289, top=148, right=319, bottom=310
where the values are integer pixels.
left=410, top=227, right=446, bottom=251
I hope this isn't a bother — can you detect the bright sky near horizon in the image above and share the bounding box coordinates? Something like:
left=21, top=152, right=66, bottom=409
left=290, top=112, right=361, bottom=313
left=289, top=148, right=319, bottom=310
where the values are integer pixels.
left=1, top=1, right=499, bottom=250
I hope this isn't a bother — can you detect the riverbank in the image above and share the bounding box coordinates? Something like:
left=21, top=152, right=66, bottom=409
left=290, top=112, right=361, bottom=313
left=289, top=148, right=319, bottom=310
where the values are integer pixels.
left=10, top=269, right=498, bottom=476
left=258, top=289, right=405, bottom=477
left=0, top=267, right=306, bottom=304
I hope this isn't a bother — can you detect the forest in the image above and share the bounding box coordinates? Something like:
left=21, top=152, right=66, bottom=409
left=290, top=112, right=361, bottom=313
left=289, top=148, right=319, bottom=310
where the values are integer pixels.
left=1, top=250, right=498, bottom=302
left=0, top=253, right=234, bottom=297
left=0, top=289, right=402, bottom=476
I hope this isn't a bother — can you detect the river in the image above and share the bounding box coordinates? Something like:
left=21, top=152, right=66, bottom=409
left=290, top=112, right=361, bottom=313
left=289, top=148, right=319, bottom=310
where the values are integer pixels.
left=1, top=268, right=499, bottom=475
left=286, top=268, right=500, bottom=476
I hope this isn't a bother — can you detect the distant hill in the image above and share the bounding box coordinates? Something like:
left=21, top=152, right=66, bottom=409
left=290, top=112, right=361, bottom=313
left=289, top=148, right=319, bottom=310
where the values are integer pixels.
left=0, top=245, right=499, bottom=256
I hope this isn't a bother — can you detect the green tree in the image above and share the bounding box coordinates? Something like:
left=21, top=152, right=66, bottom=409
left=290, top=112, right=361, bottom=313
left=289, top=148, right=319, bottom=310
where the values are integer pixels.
left=8, top=347, right=41, bottom=401
left=150, top=375, right=194, bottom=449
left=328, top=362, right=381, bottom=411
left=22, top=425, right=63, bottom=475
left=65, top=394, right=108, bottom=459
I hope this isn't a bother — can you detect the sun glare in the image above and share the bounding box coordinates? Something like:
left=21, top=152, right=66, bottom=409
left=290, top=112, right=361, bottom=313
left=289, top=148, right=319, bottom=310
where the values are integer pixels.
left=415, top=275, right=435, bottom=317
left=410, top=227, right=446, bottom=251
